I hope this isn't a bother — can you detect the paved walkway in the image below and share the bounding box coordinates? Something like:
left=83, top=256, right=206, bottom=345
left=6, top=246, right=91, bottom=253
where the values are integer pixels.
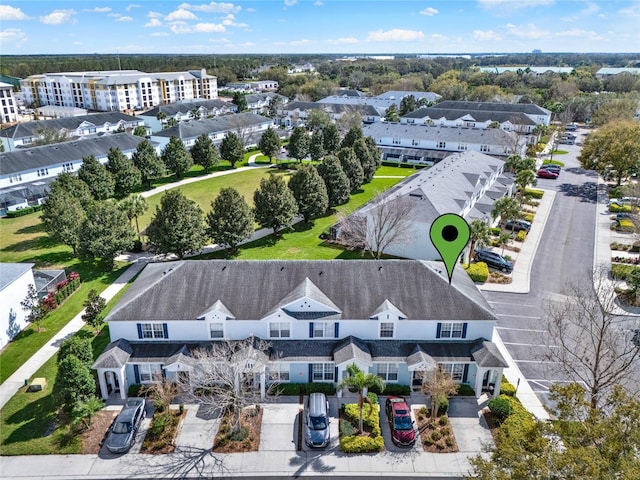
left=0, top=261, right=147, bottom=410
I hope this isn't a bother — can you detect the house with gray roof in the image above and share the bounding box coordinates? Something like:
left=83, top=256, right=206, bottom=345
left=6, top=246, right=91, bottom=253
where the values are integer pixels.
left=149, top=112, right=273, bottom=151
left=0, top=263, right=35, bottom=347
left=0, top=133, right=148, bottom=213
left=363, top=121, right=525, bottom=164
left=244, top=92, right=289, bottom=116
left=434, top=100, right=551, bottom=126
left=139, top=99, right=237, bottom=132
left=278, top=101, right=380, bottom=128
left=317, top=90, right=441, bottom=117
left=93, top=259, right=507, bottom=400
left=0, top=112, right=146, bottom=151
left=332, top=151, right=513, bottom=260
left=595, top=67, right=640, bottom=79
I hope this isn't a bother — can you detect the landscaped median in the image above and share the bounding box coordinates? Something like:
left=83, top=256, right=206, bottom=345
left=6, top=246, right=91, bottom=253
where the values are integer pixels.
left=339, top=392, right=384, bottom=453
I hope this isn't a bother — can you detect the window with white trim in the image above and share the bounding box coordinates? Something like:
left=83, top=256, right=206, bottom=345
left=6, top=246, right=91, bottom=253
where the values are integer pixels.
left=141, top=323, right=165, bottom=339
left=379, top=322, right=394, bottom=338
left=377, top=363, right=398, bottom=381
left=209, top=322, right=224, bottom=339
left=480, top=145, right=490, bottom=152
left=312, top=363, right=334, bottom=382
left=313, top=322, right=333, bottom=338
left=440, top=322, right=464, bottom=338
left=269, top=364, right=290, bottom=382
left=440, top=363, right=464, bottom=382
left=269, top=322, right=291, bottom=338
left=139, top=364, right=163, bottom=383
left=437, top=141, right=446, bottom=149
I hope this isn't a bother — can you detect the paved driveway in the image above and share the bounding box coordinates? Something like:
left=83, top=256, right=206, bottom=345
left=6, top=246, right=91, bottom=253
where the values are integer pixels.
left=259, top=402, right=300, bottom=452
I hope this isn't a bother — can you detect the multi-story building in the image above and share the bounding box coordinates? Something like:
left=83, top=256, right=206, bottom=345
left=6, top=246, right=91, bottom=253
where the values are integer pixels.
left=20, top=69, right=217, bottom=112
left=93, top=259, right=507, bottom=401
left=140, top=99, right=237, bottom=132
left=434, top=101, right=551, bottom=127
left=0, top=82, right=20, bottom=124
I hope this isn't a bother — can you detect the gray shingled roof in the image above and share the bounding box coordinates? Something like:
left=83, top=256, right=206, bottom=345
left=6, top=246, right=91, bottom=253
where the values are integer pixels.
left=406, top=345, right=437, bottom=370
left=434, top=100, right=550, bottom=117
left=151, top=113, right=271, bottom=140
left=142, top=99, right=235, bottom=117
left=106, top=260, right=498, bottom=323
left=0, top=113, right=142, bottom=139
left=92, top=338, right=133, bottom=369
left=402, top=107, right=536, bottom=125
left=333, top=336, right=373, bottom=365
left=0, top=263, right=34, bottom=292
left=362, top=122, right=517, bottom=146
left=471, top=340, right=509, bottom=368
left=284, top=101, right=379, bottom=117
left=0, top=134, right=145, bottom=176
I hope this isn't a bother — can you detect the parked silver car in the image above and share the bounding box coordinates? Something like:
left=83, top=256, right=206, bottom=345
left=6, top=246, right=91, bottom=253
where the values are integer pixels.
left=105, top=398, right=146, bottom=453
left=305, top=393, right=330, bottom=448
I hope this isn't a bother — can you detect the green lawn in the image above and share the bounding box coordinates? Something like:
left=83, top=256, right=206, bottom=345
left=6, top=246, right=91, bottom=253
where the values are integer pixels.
left=0, top=286, right=130, bottom=455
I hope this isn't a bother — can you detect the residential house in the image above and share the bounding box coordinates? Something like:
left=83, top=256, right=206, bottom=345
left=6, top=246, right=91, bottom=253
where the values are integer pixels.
left=0, top=263, right=35, bottom=348
left=20, top=69, right=218, bottom=112
left=333, top=151, right=513, bottom=261
left=139, top=99, right=237, bottom=132
left=93, top=259, right=507, bottom=400
left=317, top=90, right=441, bottom=117
left=149, top=112, right=273, bottom=151
left=0, top=133, right=148, bottom=214
left=478, top=67, right=575, bottom=75
left=401, top=107, right=538, bottom=144
left=362, top=122, right=525, bottom=164
left=224, top=81, right=279, bottom=93
left=0, top=82, right=19, bottom=125
left=0, top=112, right=146, bottom=151
left=244, top=92, right=288, bottom=116
left=595, top=67, right=640, bottom=79
left=278, top=101, right=380, bottom=128
left=434, top=101, right=551, bottom=126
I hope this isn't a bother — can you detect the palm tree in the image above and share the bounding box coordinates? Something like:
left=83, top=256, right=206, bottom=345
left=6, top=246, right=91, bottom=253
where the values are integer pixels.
left=515, top=169, right=537, bottom=203
left=120, top=195, right=149, bottom=240
left=469, top=219, right=490, bottom=264
left=492, top=196, right=520, bottom=229
left=337, top=363, right=385, bottom=434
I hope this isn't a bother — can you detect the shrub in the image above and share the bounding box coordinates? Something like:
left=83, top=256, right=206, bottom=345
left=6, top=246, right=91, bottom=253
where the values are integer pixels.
left=228, top=426, right=249, bottom=442
left=608, top=185, right=624, bottom=198
left=340, top=434, right=384, bottom=453
left=344, top=401, right=380, bottom=434
left=445, top=436, right=455, bottom=447
left=437, top=398, right=449, bottom=417
left=525, top=188, right=544, bottom=199
left=614, top=219, right=636, bottom=232
left=438, top=416, right=449, bottom=426
left=520, top=212, right=534, bottom=223
left=501, top=380, right=517, bottom=397
left=6, top=207, right=35, bottom=218
left=431, top=430, right=442, bottom=441
left=465, top=262, right=489, bottom=283
left=489, top=227, right=501, bottom=236
left=456, top=384, right=475, bottom=396
left=128, top=384, right=142, bottom=397
left=369, top=383, right=411, bottom=396
left=274, top=383, right=303, bottom=396
left=488, top=396, right=513, bottom=422
left=609, top=204, right=633, bottom=213
left=611, top=264, right=640, bottom=281
left=542, top=160, right=564, bottom=167
left=306, top=382, right=336, bottom=395
left=515, top=230, right=527, bottom=242
left=339, top=419, right=357, bottom=437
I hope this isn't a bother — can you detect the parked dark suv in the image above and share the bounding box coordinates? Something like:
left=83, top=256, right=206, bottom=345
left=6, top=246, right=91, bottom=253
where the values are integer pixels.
left=505, top=219, right=531, bottom=233
left=474, top=249, right=513, bottom=273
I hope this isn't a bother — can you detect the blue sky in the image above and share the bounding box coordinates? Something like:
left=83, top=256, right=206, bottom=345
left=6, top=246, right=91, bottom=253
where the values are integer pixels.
left=1, top=1, right=639, bottom=55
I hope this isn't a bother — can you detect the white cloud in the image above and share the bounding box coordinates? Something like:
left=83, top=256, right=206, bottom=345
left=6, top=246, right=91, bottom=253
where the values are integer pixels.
left=327, top=37, right=358, bottom=45
left=40, top=9, right=77, bottom=25
left=148, top=11, right=163, bottom=18
left=473, top=29, right=501, bottom=41
left=284, top=0, right=298, bottom=6
left=366, top=28, right=425, bottom=42
left=116, top=16, right=133, bottom=22
left=165, top=9, right=198, bottom=21
left=85, top=7, right=112, bottom=13
left=274, top=38, right=312, bottom=46
left=0, top=28, right=27, bottom=44
left=245, top=7, right=256, bottom=12
left=0, top=5, right=29, bottom=20
left=145, top=18, right=163, bottom=27
left=152, top=31, right=170, bottom=37
left=478, top=0, right=554, bottom=10
left=314, top=1, right=324, bottom=5
left=556, top=28, right=602, bottom=40
left=221, top=14, right=248, bottom=27
left=419, top=7, right=438, bottom=16
left=430, top=33, right=447, bottom=40
left=504, top=23, right=548, bottom=39
left=170, top=21, right=226, bottom=34
left=178, top=2, right=241, bottom=13
left=580, top=2, right=599, bottom=16
left=619, top=3, right=640, bottom=16
left=126, top=4, right=142, bottom=12
left=225, top=41, right=254, bottom=48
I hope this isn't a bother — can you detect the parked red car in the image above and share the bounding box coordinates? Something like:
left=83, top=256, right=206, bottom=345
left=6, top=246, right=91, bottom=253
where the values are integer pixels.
left=385, top=396, right=416, bottom=447
left=537, top=169, right=559, bottom=179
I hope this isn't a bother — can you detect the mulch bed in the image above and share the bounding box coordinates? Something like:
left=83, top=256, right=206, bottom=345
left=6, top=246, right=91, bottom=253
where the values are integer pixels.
left=338, top=408, right=375, bottom=439
left=81, top=410, right=118, bottom=454
left=140, top=408, right=186, bottom=454
left=481, top=408, right=501, bottom=441
left=413, top=407, right=459, bottom=453
left=213, top=407, right=263, bottom=453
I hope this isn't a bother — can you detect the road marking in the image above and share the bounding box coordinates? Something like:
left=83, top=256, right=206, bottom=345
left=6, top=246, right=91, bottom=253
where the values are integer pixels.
left=487, top=301, right=537, bottom=307
left=497, top=314, right=541, bottom=319
left=495, top=326, right=548, bottom=333
left=503, top=342, right=558, bottom=348
left=513, top=359, right=561, bottom=363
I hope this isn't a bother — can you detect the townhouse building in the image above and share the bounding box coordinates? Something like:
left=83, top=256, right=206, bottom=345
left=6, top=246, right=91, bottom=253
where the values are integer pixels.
left=278, top=101, right=380, bottom=127
left=20, top=69, right=217, bottom=112
left=93, top=259, right=507, bottom=401
left=434, top=101, right=551, bottom=126
left=244, top=92, right=289, bottom=116
left=0, top=82, right=20, bottom=124
left=140, top=99, right=237, bottom=132
left=0, top=112, right=145, bottom=151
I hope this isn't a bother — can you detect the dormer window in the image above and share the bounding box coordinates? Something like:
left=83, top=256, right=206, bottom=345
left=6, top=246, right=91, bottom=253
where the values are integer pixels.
left=209, top=323, right=224, bottom=339
left=269, top=322, right=291, bottom=338
left=379, top=322, right=394, bottom=338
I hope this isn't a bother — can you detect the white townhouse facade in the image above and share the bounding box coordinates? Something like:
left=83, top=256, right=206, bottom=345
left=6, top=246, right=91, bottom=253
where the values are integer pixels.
left=244, top=92, right=288, bottom=116
left=363, top=122, right=525, bottom=164
left=0, top=133, right=148, bottom=213
left=435, top=100, right=552, bottom=127
left=0, top=263, right=35, bottom=348
left=278, top=101, right=381, bottom=128
left=0, top=112, right=145, bottom=151
left=0, top=82, right=20, bottom=125
left=149, top=112, right=273, bottom=151
left=140, top=99, right=237, bottom=132
left=333, top=151, right=513, bottom=261
left=93, top=260, right=507, bottom=401
left=20, top=69, right=218, bottom=112
left=317, top=90, right=441, bottom=117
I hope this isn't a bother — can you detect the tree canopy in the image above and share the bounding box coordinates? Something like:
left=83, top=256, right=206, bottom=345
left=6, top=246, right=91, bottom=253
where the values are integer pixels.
left=317, top=155, right=351, bottom=207
left=206, top=187, right=254, bottom=253
left=78, top=202, right=135, bottom=267
left=258, top=127, right=281, bottom=163
left=77, top=155, right=115, bottom=200
left=288, top=164, right=329, bottom=223
left=253, top=173, right=298, bottom=234
left=106, top=147, right=141, bottom=199
left=288, top=126, right=310, bottom=162
left=219, top=132, right=244, bottom=168
left=132, top=139, right=165, bottom=188
left=190, top=133, right=220, bottom=173
left=161, top=136, right=193, bottom=179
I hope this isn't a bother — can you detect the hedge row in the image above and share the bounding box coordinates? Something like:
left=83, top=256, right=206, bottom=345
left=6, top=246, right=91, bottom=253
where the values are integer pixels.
left=520, top=212, right=535, bottom=223
left=613, top=219, right=636, bottom=233
left=456, top=384, right=475, bottom=396
left=273, top=382, right=336, bottom=396
left=609, top=204, right=634, bottom=213
left=54, top=277, right=81, bottom=305
left=369, top=384, right=411, bottom=396
left=465, top=262, right=489, bottom=283
left=515, top=230, right=527, bottom=242
left=611, top=263, right=640, bottom=281
left=6, top=205, right=42, bottom=218
left=340, top=392, right=384, bottom=453
left=490, top=227, right=501, bottom=236
left=525, top=188, right=544, bottom=199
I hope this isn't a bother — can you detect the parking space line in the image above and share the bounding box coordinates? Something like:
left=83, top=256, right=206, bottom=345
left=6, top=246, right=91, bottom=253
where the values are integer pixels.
left=496, top=326, right=548, bottom=333
left=487, top=301, right=537, bottom=307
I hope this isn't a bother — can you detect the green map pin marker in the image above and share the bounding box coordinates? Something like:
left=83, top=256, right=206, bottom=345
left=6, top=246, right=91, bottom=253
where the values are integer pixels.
left=430, top=213, right=470, bottom=284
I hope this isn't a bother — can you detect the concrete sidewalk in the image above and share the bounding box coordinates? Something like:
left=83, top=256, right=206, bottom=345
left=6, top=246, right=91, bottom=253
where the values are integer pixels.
left=0, top=261, right=147, bottom=410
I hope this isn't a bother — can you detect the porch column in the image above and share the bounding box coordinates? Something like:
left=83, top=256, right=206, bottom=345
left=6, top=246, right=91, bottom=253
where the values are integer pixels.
left=97, top=369, right=109, bottom=400
left=492, top=368, right=504, bottom=398
left=260, top=371, right=266, bottom=399
left=118, top=368, right=127, bottom=400
left=474, top=368, right=485, bottom=399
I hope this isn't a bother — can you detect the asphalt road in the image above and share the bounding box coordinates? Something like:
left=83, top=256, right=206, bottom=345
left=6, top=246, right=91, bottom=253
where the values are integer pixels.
left=483, top=129, right=601, bottom=407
